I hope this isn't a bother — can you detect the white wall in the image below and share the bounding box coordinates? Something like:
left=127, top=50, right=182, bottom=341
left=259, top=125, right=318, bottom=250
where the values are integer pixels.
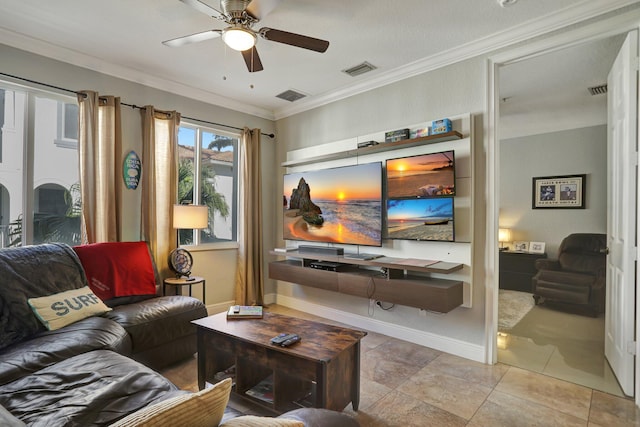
left=275, top=58, right=489, bottom=360
left=500, top=126, right=607, bottom=258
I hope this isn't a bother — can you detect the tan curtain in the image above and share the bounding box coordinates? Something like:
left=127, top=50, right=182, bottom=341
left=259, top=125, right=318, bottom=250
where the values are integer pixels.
left=235, top=128, right=264, bottom=305
left=77, top=91, right=122, bottom=243
left=141, top=106, right=180, bottom=279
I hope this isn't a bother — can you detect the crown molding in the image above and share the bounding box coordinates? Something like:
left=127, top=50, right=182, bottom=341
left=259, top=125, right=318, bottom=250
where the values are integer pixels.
left=0, top=28, right=275, bottom=121
left=273, top=0, right=639, bottom=120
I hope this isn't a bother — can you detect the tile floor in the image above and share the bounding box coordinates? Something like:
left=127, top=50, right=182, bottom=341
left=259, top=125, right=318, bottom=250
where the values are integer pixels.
left=161, top=305, right=640, bottom=426
left=498, top=296, right=625, bottom=397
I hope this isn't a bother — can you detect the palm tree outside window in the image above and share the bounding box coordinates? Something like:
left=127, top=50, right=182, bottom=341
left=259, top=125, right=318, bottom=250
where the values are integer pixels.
left=177, top=124, right=237, bottom=245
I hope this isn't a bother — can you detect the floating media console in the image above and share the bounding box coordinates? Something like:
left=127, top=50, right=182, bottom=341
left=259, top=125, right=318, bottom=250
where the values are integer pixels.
left=269, top=250, right=464, bottom=313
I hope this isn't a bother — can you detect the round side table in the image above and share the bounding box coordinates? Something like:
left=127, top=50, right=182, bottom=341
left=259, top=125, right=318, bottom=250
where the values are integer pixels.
left=163, top=276, right=205, bottom=303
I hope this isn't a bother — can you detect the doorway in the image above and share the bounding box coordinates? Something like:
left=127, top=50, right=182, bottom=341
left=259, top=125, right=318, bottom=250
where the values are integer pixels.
left=495, top=35, right=626, bottom=396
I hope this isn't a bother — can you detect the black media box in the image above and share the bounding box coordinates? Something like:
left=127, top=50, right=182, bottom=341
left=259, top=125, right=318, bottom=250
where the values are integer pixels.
left=309, top=261, right=348, bottom=272
left=357, top=140, right=379, bottom=149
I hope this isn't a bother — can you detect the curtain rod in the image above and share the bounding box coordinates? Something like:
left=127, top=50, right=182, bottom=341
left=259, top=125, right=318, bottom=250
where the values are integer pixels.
left=0, top=71, right=275, bottom=139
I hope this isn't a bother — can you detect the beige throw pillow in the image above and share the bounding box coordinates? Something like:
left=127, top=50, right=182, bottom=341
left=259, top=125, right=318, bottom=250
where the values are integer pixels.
left=28, top=286, right=112, bottom=330
left=110, top=378, right=232, bottom=427
left=220, top=416, right=303, bottom=427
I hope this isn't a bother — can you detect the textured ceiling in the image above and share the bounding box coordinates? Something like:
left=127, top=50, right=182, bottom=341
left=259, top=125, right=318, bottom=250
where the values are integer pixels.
left=499, top=34, right=626, bottom=139
left=0, top=0, right=635, bottom=120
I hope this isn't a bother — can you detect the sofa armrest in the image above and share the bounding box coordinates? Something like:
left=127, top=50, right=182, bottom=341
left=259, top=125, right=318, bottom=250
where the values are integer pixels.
left=535, top=259, right=561, bottom=271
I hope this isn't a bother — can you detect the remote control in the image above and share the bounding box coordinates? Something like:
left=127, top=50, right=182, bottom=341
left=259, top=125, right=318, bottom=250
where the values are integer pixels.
left=280, top=335, right=301, bottom=347
left=270, top=333, right=297, bottom=345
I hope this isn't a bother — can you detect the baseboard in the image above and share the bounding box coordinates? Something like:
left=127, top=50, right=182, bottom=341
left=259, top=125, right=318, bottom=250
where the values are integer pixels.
left=275, top=294, right=486, bottom=363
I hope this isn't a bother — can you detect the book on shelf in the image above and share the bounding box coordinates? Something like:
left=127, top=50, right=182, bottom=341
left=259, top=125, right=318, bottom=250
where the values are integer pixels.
left=213, top=365, right=236, bottom=387
left=274, top=247, right=297, bottom=253
left=245, top=374, right=274, bottom=404
left=227, top=305, right=263, bottom=319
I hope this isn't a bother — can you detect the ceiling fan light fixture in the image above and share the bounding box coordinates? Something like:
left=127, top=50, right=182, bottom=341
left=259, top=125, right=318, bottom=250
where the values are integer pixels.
left=222, top=26, right=256, bottom=51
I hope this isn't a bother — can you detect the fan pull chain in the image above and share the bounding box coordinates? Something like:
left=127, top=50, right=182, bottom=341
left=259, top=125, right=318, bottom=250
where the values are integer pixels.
left=223, top=43, right=228, bottom=81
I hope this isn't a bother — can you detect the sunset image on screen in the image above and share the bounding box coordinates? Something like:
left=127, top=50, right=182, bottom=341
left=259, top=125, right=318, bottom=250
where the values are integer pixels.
left=283, top=162, right=382, bottom=246
left=386, top=151, right=455, bottom=198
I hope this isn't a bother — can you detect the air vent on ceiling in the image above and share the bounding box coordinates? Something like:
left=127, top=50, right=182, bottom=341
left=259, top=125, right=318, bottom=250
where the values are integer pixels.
left=342, top=61, right=377, bottom=77
left=276, top=89, right=307, bottom=102
left=588, top=84, right=608, bottom=96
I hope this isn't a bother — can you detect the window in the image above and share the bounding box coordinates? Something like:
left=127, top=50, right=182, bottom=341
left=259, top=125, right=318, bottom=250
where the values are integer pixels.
left=0, top=83, right=81, bottom=247
left=55, top=102, right=79, bottom=148
left=33, top=183, right=81, bottom=245
left=177, top=124, right=238, bottom=245
left=36, top=185, right=68, bottom=216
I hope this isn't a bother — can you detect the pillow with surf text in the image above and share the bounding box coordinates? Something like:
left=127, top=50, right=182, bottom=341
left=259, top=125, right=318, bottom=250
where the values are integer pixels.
left=28, top=286, right=112, bottom=331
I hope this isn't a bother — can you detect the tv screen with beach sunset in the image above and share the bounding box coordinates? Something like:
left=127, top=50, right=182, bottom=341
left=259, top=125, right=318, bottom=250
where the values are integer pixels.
left=283, top=162, right=383, bottom=246
left=386, top=197, right=454, bottom=241
left=386, top=150, right=455, bottom=198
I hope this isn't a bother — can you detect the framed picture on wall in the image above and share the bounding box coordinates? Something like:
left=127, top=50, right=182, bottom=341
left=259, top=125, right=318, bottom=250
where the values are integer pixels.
left=532, top=174, right=586, bottom=209
left=513, top=241, right=529, bottom=252
left=529, top=242, right=546, bottom=254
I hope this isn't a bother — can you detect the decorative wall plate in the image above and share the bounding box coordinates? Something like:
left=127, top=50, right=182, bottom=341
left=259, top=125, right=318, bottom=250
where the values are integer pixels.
left=169, top=248, right=193, bottom=277
left=123, top=150, right=142, bottom=190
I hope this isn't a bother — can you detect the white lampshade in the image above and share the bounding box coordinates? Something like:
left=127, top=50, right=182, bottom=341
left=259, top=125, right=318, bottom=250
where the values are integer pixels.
left=498, top=228, right=512, bottom=243
left=222, top=26, right=256, bottom=51
left=173, top=204, right=208, bottom=229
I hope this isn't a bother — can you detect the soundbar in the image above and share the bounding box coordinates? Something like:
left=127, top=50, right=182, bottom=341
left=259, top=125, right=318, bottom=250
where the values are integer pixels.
left=298, top=245, right=344, bottom=255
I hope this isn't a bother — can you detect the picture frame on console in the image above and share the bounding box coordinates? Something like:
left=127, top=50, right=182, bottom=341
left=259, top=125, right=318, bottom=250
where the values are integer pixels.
left=513, top=241, right=529, bottom=252
left=529, top=241, right=545, bottom=254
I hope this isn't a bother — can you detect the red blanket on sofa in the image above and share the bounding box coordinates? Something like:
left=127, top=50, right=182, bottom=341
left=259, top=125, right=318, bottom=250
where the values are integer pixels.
left=73, top=242, right=157, bottom=301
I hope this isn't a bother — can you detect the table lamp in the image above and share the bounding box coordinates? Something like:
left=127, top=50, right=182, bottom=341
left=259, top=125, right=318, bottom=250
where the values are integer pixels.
left=498, top=228, right=512, bottom=251
left=168, top=204, right=208, bottom=278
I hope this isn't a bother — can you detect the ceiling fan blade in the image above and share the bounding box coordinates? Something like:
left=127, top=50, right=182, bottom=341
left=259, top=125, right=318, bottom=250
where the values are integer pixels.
left=180, top=0, right=225, bottom=21
left=246, top=0, right=282, bottom=20
left=241, top=46, right=264, bottom=72
left=162, top=29, right=222, bottom=47
left=259, top=28, right=329, bottom=53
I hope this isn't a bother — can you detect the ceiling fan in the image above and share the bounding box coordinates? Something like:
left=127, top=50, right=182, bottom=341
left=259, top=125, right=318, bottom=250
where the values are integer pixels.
left=163, top=0, right=330, bottom=72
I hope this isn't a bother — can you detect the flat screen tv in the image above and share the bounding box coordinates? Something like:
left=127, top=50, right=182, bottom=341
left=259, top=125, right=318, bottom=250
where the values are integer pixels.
left=386, top=197, right=454, bottom=241
left=386, top=150, right=455, bottom=198
left=283, top=162, right=383, bottom=246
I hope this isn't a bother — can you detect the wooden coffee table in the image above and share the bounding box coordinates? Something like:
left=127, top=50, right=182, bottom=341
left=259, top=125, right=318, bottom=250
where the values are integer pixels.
left=192, top=311, right=367, bottom=414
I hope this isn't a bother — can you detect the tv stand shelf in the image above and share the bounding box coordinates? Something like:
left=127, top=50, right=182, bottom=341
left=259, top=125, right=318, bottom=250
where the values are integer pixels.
left=269, top=251, right=464, bottom=313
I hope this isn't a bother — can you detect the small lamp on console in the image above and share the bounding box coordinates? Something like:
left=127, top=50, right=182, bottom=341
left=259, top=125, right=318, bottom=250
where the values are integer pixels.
left=498, top=228, right=512, bottom=251
left=169, top=204, right=209, bottom=278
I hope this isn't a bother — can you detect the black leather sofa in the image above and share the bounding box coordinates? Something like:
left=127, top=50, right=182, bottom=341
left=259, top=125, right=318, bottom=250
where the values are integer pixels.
left=0, top=243, right=359, bottom=426
left=0, top=243, right=207, bottom=425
